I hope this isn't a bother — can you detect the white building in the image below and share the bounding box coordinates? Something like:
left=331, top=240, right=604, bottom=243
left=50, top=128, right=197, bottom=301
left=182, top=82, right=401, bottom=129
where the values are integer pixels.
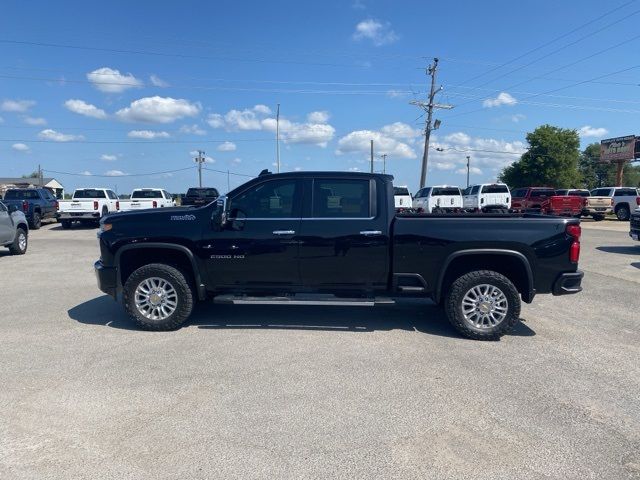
left=0, top=177, right=66, bottom=199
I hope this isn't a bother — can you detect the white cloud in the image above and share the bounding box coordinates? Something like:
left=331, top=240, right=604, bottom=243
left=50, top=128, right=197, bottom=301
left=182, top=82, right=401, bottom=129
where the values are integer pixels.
left=38, top=129, right=84, bottom=142
left=64, top=99, right=108, bottom=119
left=352, top=18, right=399, bottom=46
left=307, top=111, right=330, bottom=123
left=337, top=129, right=416, bottom=159
left=430, top=131, right=527, bottom=175
left=434, top=162, right=455, bottom=170
left=179, top=124, right=206, bottom=135
left=87, top=67, right=142, bottom=93
left=116, top=96, right=201, bottom=123
left=348, top=167, right=361, bottom=172
left=105, top=170, right=126, bottom=176
left=380, top=122, right=421, bottom=140
left=209, top=105, right=335, bottom=147
left=217, top=141, right=237, bottom=152
left=1, top=99, right=35, bottom=112
left=81, top=171, right=92, bottom=176
left=149, top=74, right=169, bottom=87
left=127, top=130, right=170, bottom=139
left=22, top=116, right=47, bottom=126
left=352, top=0, right=366, bottom=9
left=231, top=157, right=242, bottom=164
left=511, top=114, right=526, bottom=123
left=100, top=154, right=117, bottom=161
left=12, top=143, right=30, bottom=152
left=578, top=125, right=608, bottom=138
left=483, top=92, right=517, bottom=108
left=206, top=114, right=225, bottom=128
left=386, top=89, right=410, bottom=98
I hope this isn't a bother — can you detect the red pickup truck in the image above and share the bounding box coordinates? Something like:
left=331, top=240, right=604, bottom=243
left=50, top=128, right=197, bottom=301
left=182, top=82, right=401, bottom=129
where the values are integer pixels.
left=510, top=187, right=583, bottom=217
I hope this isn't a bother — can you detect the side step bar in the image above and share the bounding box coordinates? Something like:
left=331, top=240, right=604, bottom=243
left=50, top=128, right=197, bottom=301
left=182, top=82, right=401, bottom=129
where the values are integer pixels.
left=213, top=294, right=395, bottom=306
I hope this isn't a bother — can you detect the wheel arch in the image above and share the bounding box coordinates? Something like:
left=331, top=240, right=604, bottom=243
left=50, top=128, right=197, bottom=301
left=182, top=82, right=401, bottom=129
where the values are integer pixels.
left=115, top=243, right=206, bottom=300
left=435, top=249, right=534, bottom=304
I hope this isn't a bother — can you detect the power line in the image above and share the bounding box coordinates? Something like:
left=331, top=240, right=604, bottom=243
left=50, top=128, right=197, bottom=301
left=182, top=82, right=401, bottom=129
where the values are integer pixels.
left=43, top=167, right=196, bottom=177
left=454, top=0, right=639, bottom=87
left=202, top=167, right=254, bottom=178
left=0, top=138, right=274, bottom=144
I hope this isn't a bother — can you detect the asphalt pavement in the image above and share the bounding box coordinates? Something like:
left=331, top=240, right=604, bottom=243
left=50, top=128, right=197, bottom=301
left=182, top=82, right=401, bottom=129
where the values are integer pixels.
left=0, top=220, right=639, bottom=479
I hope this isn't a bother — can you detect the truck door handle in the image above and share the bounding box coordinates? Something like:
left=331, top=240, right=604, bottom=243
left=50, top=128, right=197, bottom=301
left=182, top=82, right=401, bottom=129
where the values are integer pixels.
left=360, top=230, right=382, bottom=236
left=273, top=230, right=295, bottom=235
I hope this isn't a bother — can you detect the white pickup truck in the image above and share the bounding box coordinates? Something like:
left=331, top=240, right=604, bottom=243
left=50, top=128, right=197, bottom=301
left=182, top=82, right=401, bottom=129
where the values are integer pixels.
left=412, top=186, right=463, bottom=213
left=462, top=183, right=511, bottom=213
left=118, top=188, right=175, bottom=212
left=57, top=188, right=119, bottom=229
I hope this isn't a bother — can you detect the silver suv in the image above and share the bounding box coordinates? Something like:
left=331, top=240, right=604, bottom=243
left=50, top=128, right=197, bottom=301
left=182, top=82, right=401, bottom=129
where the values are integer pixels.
left=0, top=200, right=29, bottom=255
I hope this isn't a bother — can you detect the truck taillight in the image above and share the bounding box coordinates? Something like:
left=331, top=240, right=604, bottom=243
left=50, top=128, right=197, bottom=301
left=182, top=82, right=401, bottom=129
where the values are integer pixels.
left=636, top=197, right=640, bottom=206
left=93, top=201, right=99, bottom=210
left=55, top=201, right=59, bottom=210
left=153, top=200, right=157, bottom=208
left=116, top=201, right=120, bottom=210
left=22, top=200, right=28, bottom=212
left=610, top=198, right=614, bottom=206
left=567, top=224, right=581, bottom=263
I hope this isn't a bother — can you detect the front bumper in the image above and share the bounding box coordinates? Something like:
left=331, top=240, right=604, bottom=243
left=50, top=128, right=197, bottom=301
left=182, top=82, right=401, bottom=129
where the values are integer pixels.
left=630, top=215, right=640, bottom=240
left=58, top=211, right=100, bottom=220
left=552, top=271, right=583, bottom=296
left=94, top=260, right=118, bottom=298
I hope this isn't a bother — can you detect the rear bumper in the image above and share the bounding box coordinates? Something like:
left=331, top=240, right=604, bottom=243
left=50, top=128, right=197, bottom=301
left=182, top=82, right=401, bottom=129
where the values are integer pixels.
left=58, top=211, right=100, bottom=220
left=585, top=207, right=612, bottom=215
left=552, top=271, right=583, bottom=296
left=94, top=260, right=118, bottom=298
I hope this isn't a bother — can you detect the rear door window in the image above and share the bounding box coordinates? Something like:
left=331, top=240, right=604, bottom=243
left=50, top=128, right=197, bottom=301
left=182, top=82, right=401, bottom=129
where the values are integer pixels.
left=313, top=179, right=370, bottom=218
left=481, top=184, right=509, bottom=194
left=591, top=188, right=612, bottom=197
left=74, top=189, right=106, bottom=199
left=431, top=187, right=461, bottom=196
left=614, top=188, right=638, bottom=196
left=530, top=189, right=555, bottom=198
left=231, top=179, right=300, bottom=218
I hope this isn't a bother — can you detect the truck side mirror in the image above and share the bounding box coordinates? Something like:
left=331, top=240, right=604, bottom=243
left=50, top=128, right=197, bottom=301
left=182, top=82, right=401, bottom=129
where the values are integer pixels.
left=7, top=204, right=18, bottom=213
left=211, top=196, right=229, bottom=231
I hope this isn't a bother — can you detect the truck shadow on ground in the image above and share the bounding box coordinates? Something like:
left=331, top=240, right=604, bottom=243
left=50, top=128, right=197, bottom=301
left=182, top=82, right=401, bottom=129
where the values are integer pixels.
left=48, top=224, right=98, bottom=231
left=68, top=295, right=536, bottom=340
left=596, top=245, right=639, bottom=255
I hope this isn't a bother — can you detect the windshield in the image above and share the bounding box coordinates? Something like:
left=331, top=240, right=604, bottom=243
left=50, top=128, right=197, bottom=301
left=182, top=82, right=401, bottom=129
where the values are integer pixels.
left=74, top=189, right=106, bottom=199
left=4, top=189, right=39, bottom=200
left=132, top=190, right=162, bottom=199
left=481, top=185, right=509, bottom=194
left=393, top=187, right=410, bottom=196
left=431, top=187, right=461, bottom=196
left=186, top=188, right=219, bottom=197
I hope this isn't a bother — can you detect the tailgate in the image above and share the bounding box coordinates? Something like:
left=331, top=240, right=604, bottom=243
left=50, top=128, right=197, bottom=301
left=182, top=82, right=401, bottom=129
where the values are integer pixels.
left=129, top=200, right=155, bottom=209
left=587, top=197, right=611, bottom=208
left=551, top=196, right=581, bottom=211
left=435, top=195, right=462, bottom=208
left=61, top=200, right=95, bottom=212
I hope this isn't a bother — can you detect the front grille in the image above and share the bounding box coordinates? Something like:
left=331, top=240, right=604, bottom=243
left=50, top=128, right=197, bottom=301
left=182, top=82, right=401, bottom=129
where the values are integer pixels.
left=630, top=215, right=640, bottom=230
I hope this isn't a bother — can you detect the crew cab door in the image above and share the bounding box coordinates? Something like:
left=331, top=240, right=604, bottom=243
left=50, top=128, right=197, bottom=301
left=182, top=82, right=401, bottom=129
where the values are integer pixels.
left=297, top=177, right=389, bottom=290
left=0, top=202, right=13, bottom=244
left=203, top=177, right=302, bottom=288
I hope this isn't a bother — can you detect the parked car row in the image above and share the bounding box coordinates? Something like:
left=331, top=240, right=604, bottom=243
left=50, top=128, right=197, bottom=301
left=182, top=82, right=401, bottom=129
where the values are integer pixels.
left=393, top=184, right=640, bottom=220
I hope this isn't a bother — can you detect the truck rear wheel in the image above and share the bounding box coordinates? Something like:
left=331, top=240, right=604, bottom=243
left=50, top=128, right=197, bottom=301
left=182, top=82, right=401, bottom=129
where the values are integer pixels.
left=61, top=220, right=72, bottom=229
left=615, top=204, right=630, bottom=221
left=445, top=270, right=521, bottom=340
left=30, top=212, right=41, bottom=230
left=123, top=263, right=194, bottom=331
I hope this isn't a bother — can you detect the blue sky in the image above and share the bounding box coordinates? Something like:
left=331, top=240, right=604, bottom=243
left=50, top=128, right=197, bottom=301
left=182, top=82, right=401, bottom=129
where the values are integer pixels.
left=1, top=0, right=638, bottom=194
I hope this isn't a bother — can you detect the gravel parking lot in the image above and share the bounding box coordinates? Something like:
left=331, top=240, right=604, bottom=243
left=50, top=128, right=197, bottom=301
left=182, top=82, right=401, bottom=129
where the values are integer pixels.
left=1, top=220, right=639, bottom=479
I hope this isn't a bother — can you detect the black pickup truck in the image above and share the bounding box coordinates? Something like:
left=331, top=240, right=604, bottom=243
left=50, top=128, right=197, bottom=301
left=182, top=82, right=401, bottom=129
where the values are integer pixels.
left=95, top=171, right=583, bottom=340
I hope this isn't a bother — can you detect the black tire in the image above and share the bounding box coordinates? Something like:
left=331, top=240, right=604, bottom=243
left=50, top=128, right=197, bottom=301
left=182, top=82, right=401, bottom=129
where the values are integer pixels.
left=445, top=270, right=521, bottom=340
left=30, top=212, right=41, bottom=230
left=592, top=214, right=604, bottom=221
left=8, top=227, right=28, bottom=255
left=615, top=204, right=630, bottom=221
left=123, top=263, right=194, bottom=331
left=61, top=220, right=72, bottom=229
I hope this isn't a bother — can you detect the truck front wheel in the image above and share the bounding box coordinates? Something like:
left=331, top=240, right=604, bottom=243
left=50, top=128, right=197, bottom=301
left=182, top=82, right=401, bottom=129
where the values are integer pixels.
left=30, top=212, right=42, bottom=230
left=123, top=263, right=194, bottom=331
left=445, top=270, right=521, bottom=340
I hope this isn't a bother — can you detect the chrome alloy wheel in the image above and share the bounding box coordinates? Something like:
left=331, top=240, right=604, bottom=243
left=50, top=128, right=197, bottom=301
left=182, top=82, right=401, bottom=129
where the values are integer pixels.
left=134, top=277, right=178, bottom=321
left=461, top=284, right=508, bottom=328
left=18, top=232, right=27, bottom=251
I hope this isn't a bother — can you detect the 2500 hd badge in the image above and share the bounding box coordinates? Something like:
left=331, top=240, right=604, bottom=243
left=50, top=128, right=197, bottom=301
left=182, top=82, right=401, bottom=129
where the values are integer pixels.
left=95, top=171, right=583, bottom=340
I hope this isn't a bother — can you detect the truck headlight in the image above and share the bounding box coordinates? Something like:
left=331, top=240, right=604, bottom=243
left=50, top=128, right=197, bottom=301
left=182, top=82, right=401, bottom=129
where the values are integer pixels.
left=100, top=223, right=113, bottom=233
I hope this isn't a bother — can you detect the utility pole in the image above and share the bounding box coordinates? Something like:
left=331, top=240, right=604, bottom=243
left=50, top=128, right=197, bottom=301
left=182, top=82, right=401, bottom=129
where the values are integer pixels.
left=276, top=103, right=281, bottom=173
left=380, top=154, right=388, bottom=174
left=370, top=140, right=374, bottom=173
left=194, top=150, right=205, bottom=187
left=227, top=170, right=230, bottom=192
left=38, top=164, right=43, bottom=187
left=411, top=58, right=453, bottom=188
left=466, top=156, right=471, bottom=187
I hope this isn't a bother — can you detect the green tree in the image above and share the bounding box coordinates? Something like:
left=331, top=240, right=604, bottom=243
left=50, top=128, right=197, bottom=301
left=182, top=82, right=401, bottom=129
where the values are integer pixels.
left=21, top=171, right=39, bottom=179
left=499, top=125, right=581, bottom=188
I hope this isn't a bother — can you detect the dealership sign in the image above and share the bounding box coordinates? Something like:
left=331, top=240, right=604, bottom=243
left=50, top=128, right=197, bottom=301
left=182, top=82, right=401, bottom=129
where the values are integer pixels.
left=600, top=135, right=636, bottom=162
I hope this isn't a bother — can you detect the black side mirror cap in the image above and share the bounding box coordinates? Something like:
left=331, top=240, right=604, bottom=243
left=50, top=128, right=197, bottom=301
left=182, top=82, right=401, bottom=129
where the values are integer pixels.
left=7, top=204, right=18, bottom=213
